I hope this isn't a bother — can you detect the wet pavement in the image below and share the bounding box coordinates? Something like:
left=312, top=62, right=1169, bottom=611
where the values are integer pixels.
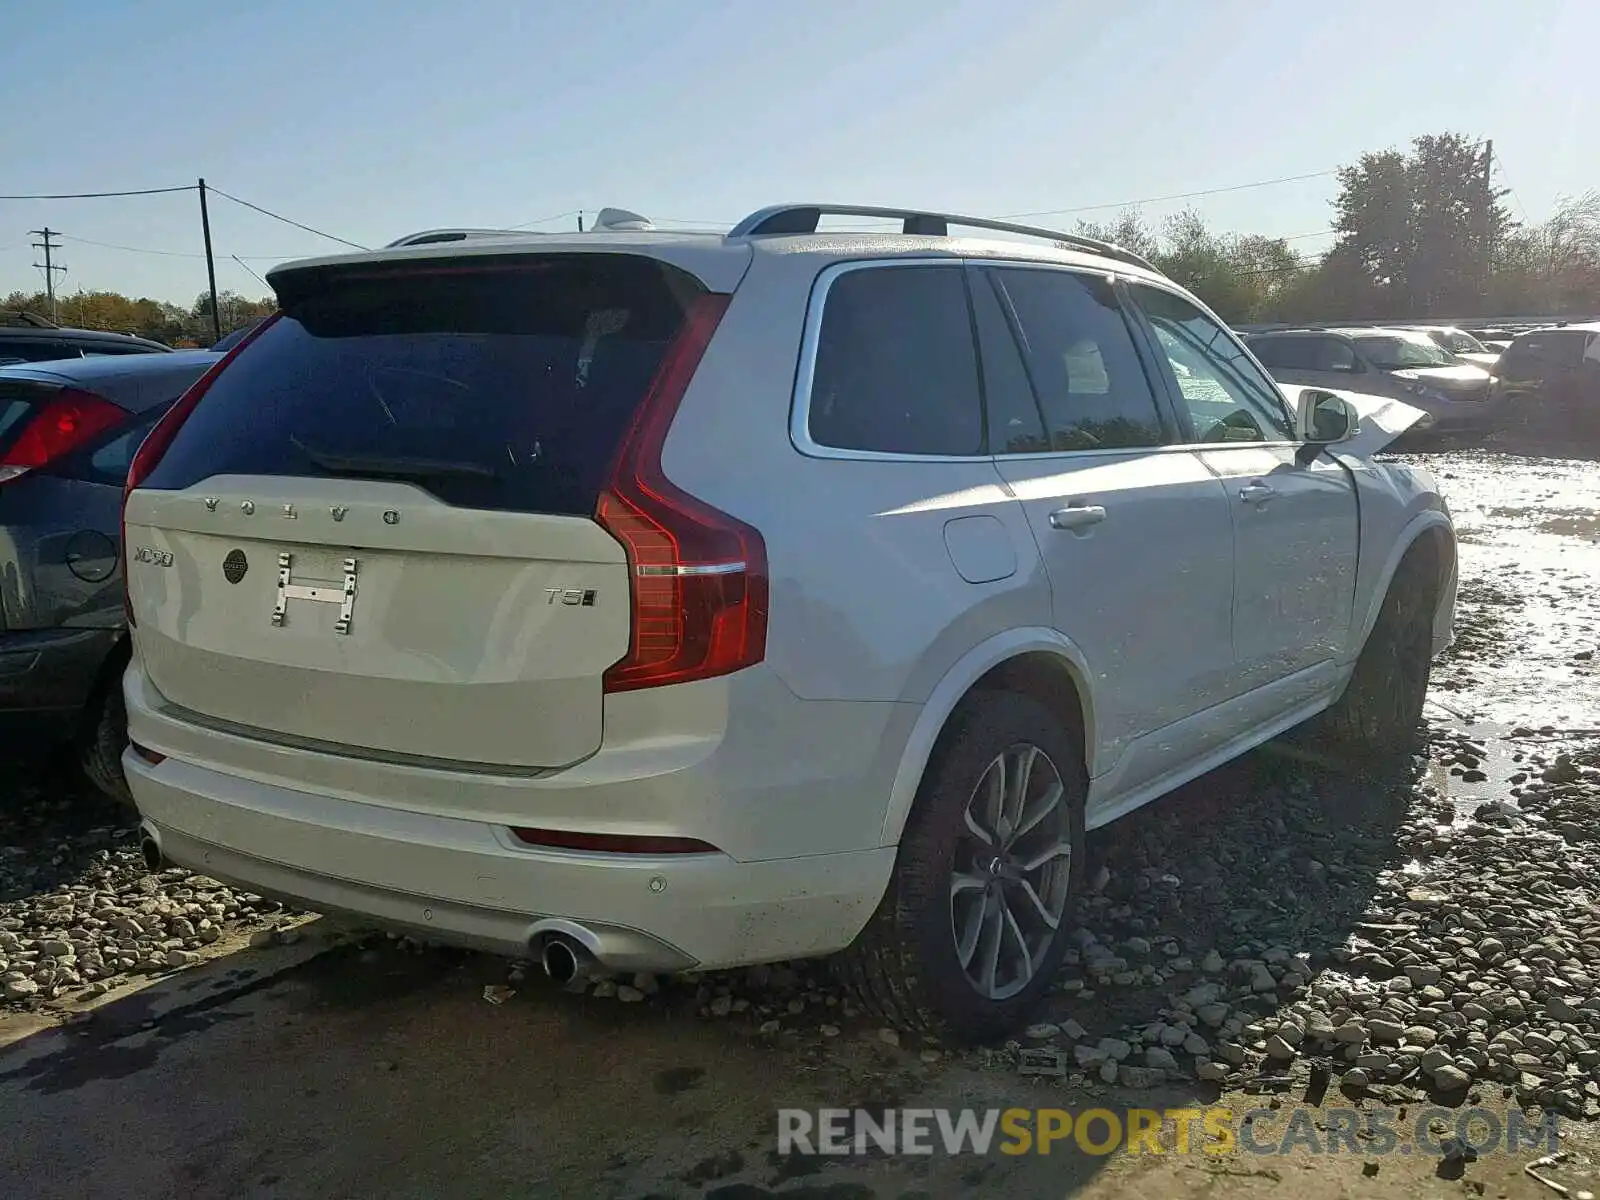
left=2, top=446, right=1599, bottom=1200
left=1409, top=449, right=1600, bottom=811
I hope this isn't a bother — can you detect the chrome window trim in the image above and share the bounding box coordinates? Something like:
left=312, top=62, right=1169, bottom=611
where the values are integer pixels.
left=791, top=255, right=1196, bottom=465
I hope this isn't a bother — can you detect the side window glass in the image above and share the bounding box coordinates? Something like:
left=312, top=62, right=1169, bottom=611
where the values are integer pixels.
left=969, top=269, right=1047, bottom=454
left=1319, top=339, right=1358, bottom=371
left=1252, top=336, right=1316, bottom=369
left=989, top=268, right=1165, bottom=451
left=5, top=341, right=81, bottom=363
left=1132, top=286, right=1294, bottom=443
left=807, top=265, right=982, bottom=456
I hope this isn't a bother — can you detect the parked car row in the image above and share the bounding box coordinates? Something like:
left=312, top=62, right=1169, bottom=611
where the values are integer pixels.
left=0, top=315, right=174, bottom=366
left=1243, top=326, right=1504, bottom=440
left=1237, top=316, right=1600, bottom=443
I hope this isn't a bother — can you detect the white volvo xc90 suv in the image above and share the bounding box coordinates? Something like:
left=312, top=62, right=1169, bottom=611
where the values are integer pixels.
left=120, top=204, right=1456, bottom=1041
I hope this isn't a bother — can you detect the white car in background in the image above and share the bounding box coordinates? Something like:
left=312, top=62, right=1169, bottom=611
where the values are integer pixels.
left=119, top=204, right=1457, bottom=1041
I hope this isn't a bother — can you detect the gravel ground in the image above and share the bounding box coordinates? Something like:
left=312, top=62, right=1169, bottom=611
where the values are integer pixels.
left=4, top=447, right=1599, bottom=1132
left=0, top=759, right=293, bottom=1008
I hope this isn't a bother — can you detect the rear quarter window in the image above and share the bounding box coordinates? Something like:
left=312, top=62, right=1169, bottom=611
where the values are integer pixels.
left=805, top=264, right=983, bottom=457
left=140, top=255, right=706, bottom=516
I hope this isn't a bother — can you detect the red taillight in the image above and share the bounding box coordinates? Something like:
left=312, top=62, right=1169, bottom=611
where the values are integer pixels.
left=596, top=293, right=768, bottom=693
left=122, top=313, right=281, bottom=625
left=509, top=827, right=719, bottom=855
left=0, top=389, right=127, bottom=485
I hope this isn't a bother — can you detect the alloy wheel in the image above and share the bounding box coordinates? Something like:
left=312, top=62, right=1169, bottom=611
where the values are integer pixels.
left=949, top=742, right=1073, bottom=1001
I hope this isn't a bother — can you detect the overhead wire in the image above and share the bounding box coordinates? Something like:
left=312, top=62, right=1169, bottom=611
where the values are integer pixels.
left=0, top=184, right=197, bottom=200
left=58, top=234, right=305, bottom=261
left=205, top=186, right=368, bottom=251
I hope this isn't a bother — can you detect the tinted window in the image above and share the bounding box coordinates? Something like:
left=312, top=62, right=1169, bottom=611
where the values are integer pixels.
left=1318, top=338, right=1358, bottom=371
left=970, top=269, right=1047, bottom=454
left=807, top=265, right=982, bottom=456
left=0, top=340, right=83, bottom=364
left=1134, top=287, right=1293, bottom=442
left=1249, top=335, right=1322, bottom=370
left=142, top=256, right=702, bottom=516
left=989, top=268, right=1164, bottom=451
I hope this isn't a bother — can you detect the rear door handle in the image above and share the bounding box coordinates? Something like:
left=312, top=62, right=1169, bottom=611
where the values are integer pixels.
left=1049, top=504, right=1107, bottom=531
left=1238, top=482, right=1277, bottom=505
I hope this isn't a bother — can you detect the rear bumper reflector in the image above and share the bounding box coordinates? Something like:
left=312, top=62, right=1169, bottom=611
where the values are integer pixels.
left=509, top=827, right=719, bottom=855
left=129, top=740, right=167, bottom=767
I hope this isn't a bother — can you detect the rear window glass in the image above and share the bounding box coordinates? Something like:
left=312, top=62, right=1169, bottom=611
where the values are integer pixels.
left=141, top=256, right=704, bottom=515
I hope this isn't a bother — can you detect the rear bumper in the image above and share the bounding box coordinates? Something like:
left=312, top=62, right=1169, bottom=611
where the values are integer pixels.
left=121, top=657, right=906, bottom=972
left=0, top=626, right=118, bottom=737
left=127, top=751, right=895, bottom=971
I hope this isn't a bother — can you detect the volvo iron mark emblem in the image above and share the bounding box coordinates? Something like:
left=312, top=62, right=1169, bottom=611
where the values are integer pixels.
left=273, top=553, right=358, bottom=634
left=223, top=549, right=248, bottom=585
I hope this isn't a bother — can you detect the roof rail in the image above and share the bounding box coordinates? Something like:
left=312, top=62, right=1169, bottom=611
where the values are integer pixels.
left=727, top=204, right=1160, bottom=274
left=383, top=227, right=528, bottom=249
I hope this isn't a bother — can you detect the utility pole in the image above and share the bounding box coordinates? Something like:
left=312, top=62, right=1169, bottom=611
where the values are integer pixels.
left=29, top=228, right=65, bottom=322
left=577, top=211, right=584, bottom=233
left=197, top=177, right=222, bottom=343
left=1480, top=140, right=1495, bottom=292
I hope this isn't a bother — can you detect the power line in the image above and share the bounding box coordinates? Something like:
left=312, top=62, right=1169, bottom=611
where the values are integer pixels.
left=1492, top=158, right=1533, bottom=226
left=507, top=209, right=581, bottom=230
left=58, top=233, right=309, bottom=261
left=1001, top=170, right=1342, bottom=221
left=0, top=184, right=196, bottom=200
left=205, top=186, right=368, bottom=251
left=231, top=255, right=270, bottom=290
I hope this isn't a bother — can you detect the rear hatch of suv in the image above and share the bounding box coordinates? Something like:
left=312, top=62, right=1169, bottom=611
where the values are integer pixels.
left=123, top=249, right=752, bottom=770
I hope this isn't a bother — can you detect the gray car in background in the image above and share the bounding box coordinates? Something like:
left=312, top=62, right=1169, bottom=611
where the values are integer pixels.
left=1245, top=326, right=1505, bottom=439
left=0, top=350, right=218, bottom=799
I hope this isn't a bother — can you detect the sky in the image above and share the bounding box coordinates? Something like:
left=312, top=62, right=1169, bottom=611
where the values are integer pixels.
left=2, top=0, right=1595, bottom=305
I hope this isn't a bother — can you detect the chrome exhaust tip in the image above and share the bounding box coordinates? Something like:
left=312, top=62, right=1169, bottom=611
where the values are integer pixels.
left=539, top=935, right=593, bottom=985
left=139, top=835, right=163, bottom=873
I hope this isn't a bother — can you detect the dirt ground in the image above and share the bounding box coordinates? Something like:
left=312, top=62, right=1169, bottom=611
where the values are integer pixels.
left=3, top=444, right=1600, bottom=1200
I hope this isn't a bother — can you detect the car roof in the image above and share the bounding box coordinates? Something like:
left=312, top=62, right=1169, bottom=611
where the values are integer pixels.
left=0, top=349, right=219, bottom=412
left=1521, top=322, right=1600, bottom=335
left=269, top=204, right=1171, bottom=296
left=0, top=325, right=171, bottom=351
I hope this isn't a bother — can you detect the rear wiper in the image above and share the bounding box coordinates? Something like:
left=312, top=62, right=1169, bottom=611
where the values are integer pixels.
left=291, top=437, right=499, bottom=482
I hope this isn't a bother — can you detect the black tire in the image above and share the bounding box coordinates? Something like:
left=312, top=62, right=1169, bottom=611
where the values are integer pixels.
left=835, top=690, right=1087, bottom=1044
left=1315, top=550, right=1438, bottom=772
left=80, top=673, right=134, bottom=807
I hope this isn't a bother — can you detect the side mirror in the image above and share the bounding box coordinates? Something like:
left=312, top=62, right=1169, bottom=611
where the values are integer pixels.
left=1295, top=389, right=1359, bottom=445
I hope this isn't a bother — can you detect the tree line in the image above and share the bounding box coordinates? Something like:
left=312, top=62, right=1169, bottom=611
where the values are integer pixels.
left=1, top=288, right=274, bottom=347
left=1078, top=133, right=1599, bottom=325
left=6, top=133, right=1598, bottom=339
